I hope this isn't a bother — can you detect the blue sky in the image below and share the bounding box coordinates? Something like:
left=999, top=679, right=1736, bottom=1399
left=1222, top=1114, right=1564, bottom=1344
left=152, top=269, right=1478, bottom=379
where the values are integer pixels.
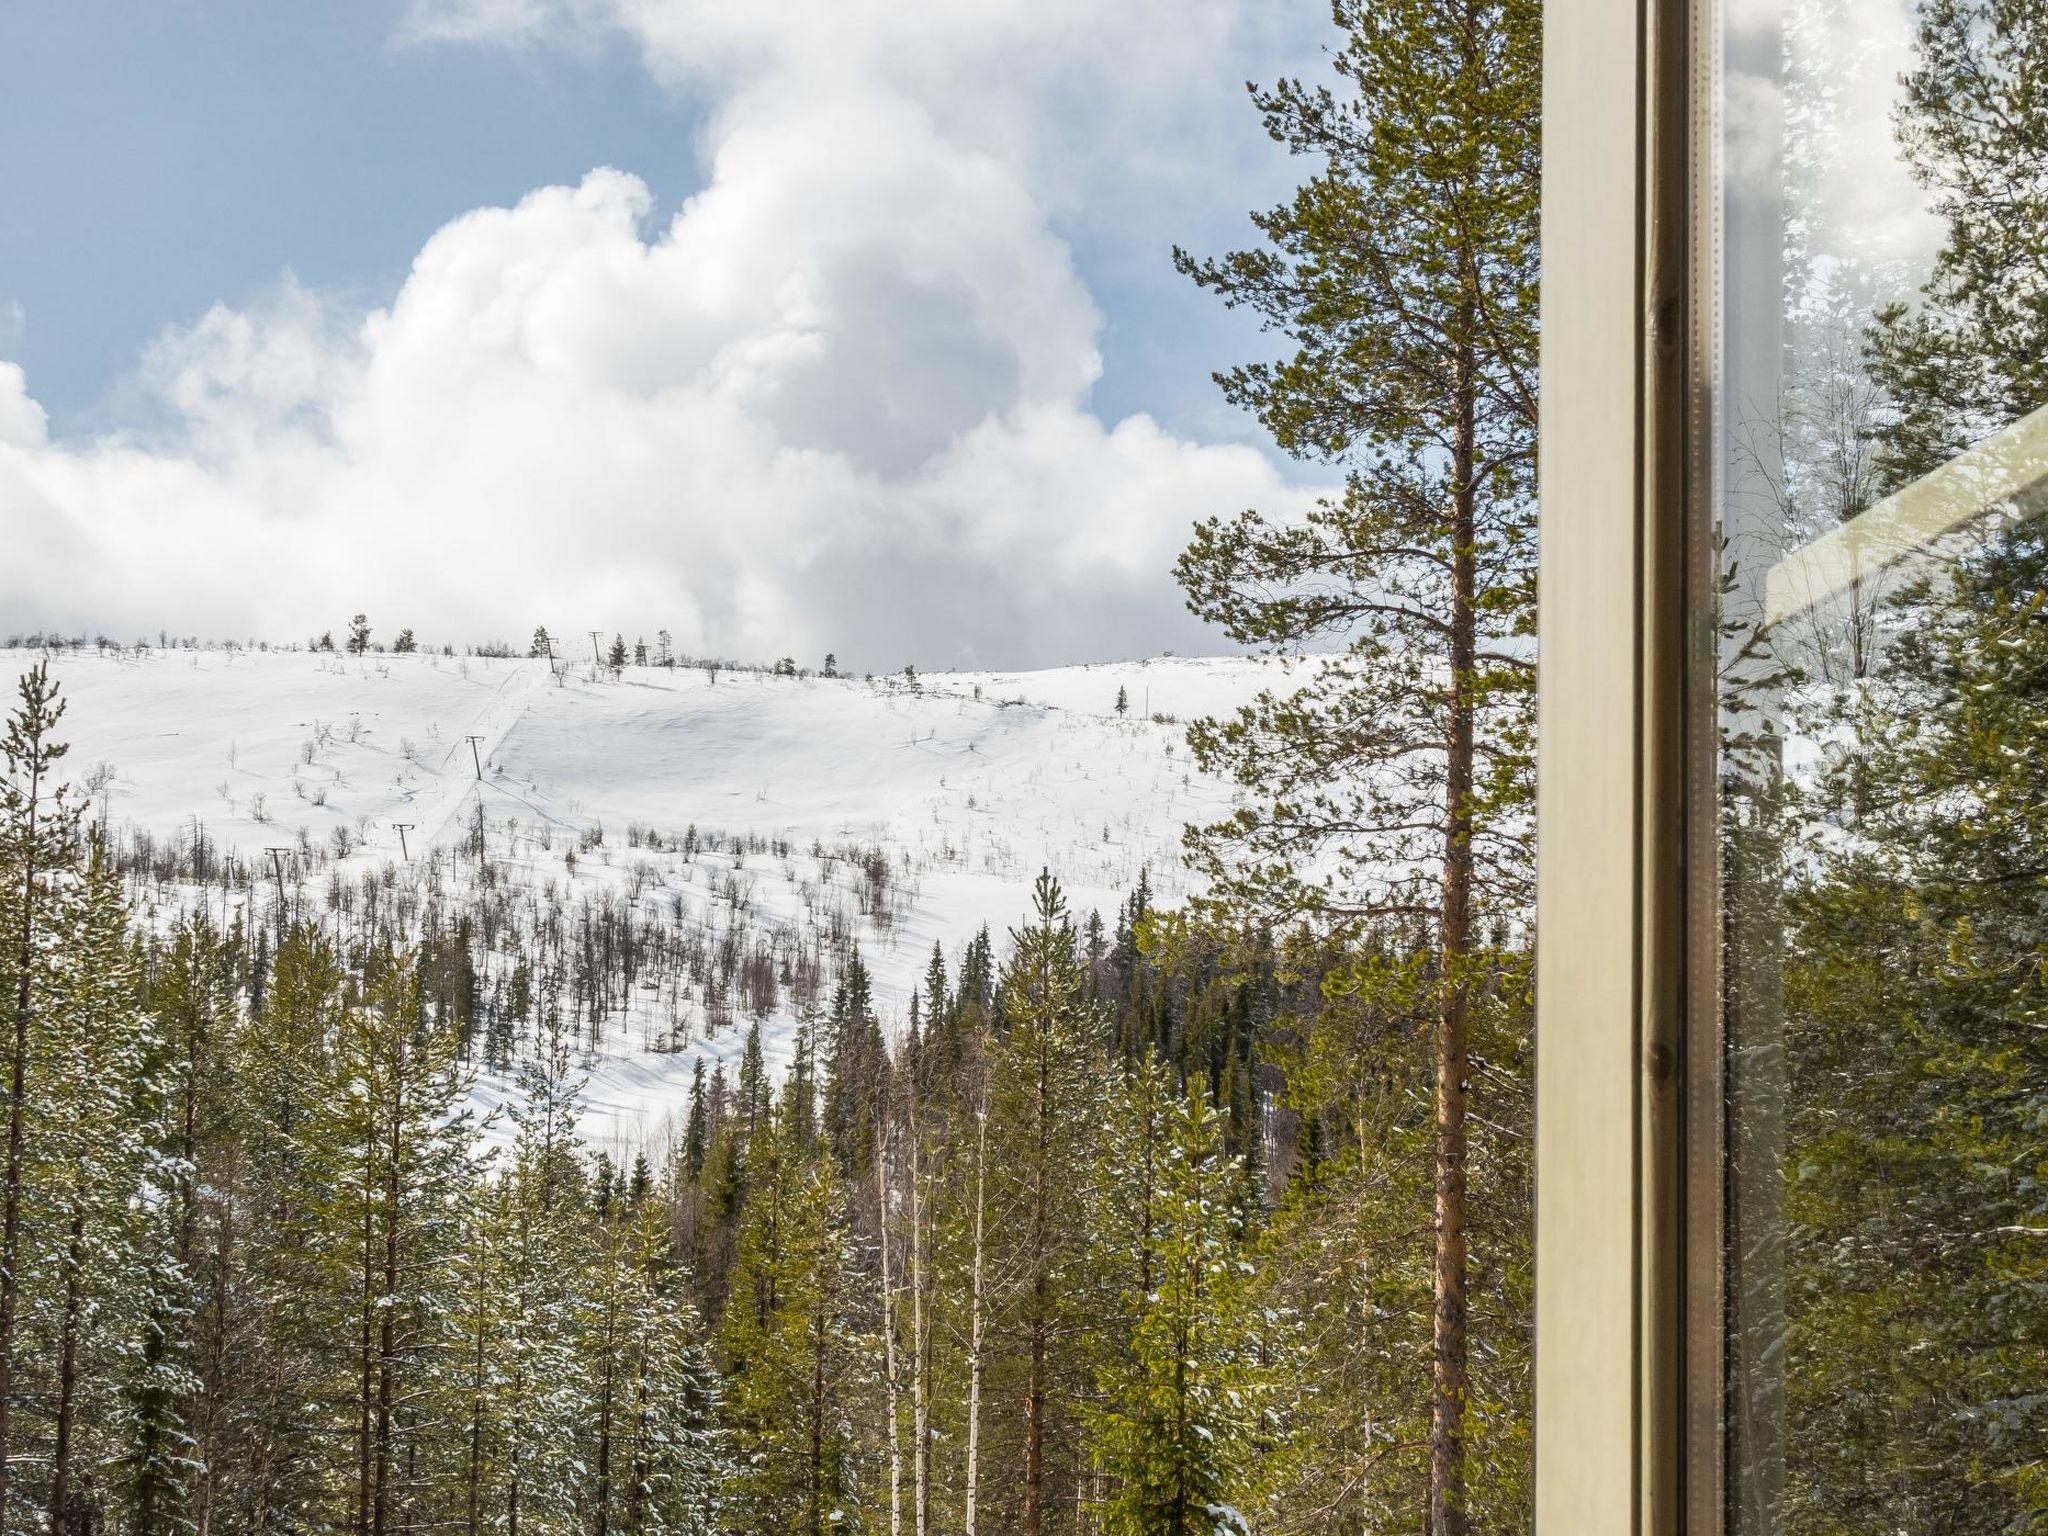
left=3, top=1, right=707, bottom=433
left=0, top=0, right=1327, bottom=667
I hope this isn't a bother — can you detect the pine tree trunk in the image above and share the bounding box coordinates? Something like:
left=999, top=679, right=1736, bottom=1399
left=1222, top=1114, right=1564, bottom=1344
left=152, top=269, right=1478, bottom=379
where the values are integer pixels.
left=963, top=1109, right=987, bottom=1536
left=136, top=1295, right=174, bottom=1536
left=1430, top=333, right=1479, bottom=1536
left=1026, top=1294, right=1047, bottom=1536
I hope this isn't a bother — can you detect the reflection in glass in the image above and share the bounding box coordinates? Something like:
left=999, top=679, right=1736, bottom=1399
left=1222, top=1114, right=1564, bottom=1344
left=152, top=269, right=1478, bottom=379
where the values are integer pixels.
left=1714, top=0, right=2048, bottom=1530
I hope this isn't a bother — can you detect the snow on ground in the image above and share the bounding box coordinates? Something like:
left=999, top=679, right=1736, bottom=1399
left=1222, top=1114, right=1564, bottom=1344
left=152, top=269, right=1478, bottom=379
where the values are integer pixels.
left=17, top=646, right=1284, bottom=1154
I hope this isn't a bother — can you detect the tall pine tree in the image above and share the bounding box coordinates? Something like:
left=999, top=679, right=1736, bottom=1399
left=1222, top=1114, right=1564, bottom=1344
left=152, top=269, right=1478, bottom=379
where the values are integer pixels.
left=1171, top=3, right=1538, bottom=1529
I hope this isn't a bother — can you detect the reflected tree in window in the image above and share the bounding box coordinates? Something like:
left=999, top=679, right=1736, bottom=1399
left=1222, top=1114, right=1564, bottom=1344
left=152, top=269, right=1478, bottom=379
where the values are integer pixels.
left=1757, top=1, right=2048, bottom=1529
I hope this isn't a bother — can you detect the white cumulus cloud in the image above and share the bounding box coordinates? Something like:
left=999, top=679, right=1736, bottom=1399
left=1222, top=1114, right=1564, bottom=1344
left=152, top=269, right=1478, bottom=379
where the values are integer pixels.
left=0, top=2, right=1317, bottom=667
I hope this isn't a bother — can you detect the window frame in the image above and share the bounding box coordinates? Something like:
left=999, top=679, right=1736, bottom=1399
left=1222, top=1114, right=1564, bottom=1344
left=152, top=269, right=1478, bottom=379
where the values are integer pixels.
left=1533, top=0, right=1697, bottom=1527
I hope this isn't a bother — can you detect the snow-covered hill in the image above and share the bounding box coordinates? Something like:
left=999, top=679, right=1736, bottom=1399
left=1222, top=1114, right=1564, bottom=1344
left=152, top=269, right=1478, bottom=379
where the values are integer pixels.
left=20, top=646, right=1280, bottom=1153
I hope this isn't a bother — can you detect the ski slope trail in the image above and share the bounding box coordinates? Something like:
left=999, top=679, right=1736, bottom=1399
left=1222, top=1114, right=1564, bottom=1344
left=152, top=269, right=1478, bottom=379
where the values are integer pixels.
left=18, top=645, right=1291, bottom=1151
left=411, top=656, right=546, bottom=854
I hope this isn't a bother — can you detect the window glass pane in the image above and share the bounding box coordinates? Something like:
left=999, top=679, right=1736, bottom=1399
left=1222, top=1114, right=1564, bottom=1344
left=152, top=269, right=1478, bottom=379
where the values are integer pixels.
left=1714, top=0, right=2048, bottom=1530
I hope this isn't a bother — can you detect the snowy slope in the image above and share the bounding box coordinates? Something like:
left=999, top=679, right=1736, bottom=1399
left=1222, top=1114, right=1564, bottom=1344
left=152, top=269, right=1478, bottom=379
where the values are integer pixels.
left=19, top=646, right=1282, bottom=1153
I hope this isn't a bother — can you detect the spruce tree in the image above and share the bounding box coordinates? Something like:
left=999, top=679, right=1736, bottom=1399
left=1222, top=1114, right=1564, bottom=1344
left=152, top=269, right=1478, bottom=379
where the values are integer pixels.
left=611, top=1198, right=725, bottom=1536
left=492, top=1009, right=591, bottom=1536
left=718, top=1103, right=870, bottom=1536
left=127, top=925, right=217, bottom=1536
left=985, top=873, right=1101, bottom=1535
left=1091, top=1087, right=1276, bottom=1535
left=0, top=662, right=81, bottom=1522
left=322, top=947, right=480, bottom=1536
left=210, top=919, right=353, bottom=1531
left=454, top=1179, right=511, bottom=1536
left=34, top=847, right=136, bottom=1534
left=136, top=913, right=243, bottom=1536
left=822, top=952, right=886, bottom=1181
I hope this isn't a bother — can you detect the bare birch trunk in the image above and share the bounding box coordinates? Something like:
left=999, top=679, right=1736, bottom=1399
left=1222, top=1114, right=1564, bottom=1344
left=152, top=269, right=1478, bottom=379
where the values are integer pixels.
left=877, top=1124, right=903, bottom=1536
left=908, top=1114, right=929, bottom=1536
left=963, top=1108, right=988, bottom=1536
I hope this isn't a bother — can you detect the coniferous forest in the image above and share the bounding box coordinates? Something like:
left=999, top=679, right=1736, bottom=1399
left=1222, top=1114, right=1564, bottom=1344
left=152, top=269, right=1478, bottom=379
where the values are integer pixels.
left=6, top=0, right=2048, bottom=1531
left=0, top=659, right=1533, bottom=1536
